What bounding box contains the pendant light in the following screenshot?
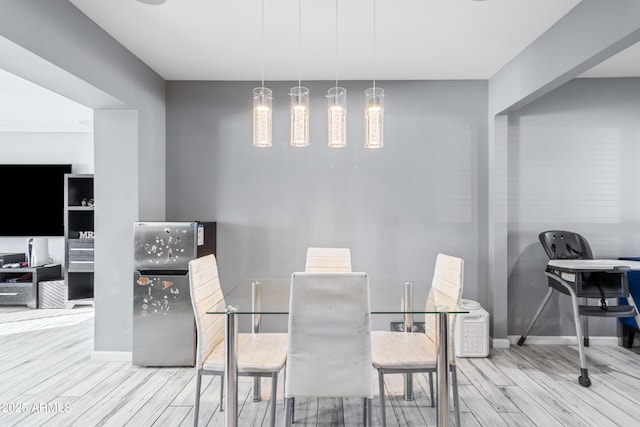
[364,0,384,149]
[290,0,310,147]
[327,0,346,148]
[253,0,272,148]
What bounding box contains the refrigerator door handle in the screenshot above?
[137,270,189,276]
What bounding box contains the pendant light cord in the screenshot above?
[335,0,338,89]
[297,0,301,87]
[261,0,265,88]
[372,0,376,90]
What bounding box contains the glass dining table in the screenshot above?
[208,278,468,427]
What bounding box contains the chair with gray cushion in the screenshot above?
[188,254,288,427]
[284,271,373,426]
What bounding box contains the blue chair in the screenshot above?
[619,257,640,348]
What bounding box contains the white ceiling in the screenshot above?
[3,0,640,132]
[68,0,584,81]
[0,68,93,133]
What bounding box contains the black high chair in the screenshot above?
[517,230,638,387]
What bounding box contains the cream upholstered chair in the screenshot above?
[188,254,288,427]
[284,272,373,426]
[371,253,464,427]
[304,247,352,272]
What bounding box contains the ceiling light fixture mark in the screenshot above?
[136,0,167,5]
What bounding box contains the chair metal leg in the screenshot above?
[253,376,262,402]
[545,272,591,387]
[403,373,414,401]
[269,373,277,427]
[362,398,366,426]
[363,397,372,427]
[518,287,554,346]
[284,397,293,427]
[625,292,640,337]
[568,288,591,386]
[583,297,590,347]
[378,370,387,427]
[219,374,224,411]
[622,323,636,348]
[451,366,460,427]
[194,370,203,427]
[428,371,435,407]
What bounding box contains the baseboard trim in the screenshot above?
[91,351,132,362]
[491,338,510,349]
[506,335,621,346]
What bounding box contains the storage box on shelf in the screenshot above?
[39,279,67,309]
[39,278,91,309]
[64,174,94,302]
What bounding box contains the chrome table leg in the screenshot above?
[224,306,239,427]
[436,312,449,427]
[403,281,414,401]
[252,281,262,401]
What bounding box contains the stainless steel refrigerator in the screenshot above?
[132,221,216,366]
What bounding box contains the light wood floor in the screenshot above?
[1,306,640,426]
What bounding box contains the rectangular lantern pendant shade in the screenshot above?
[290,85,310,147]
[327,86,347,148]
[364,87,383,149]
[253,87,272,147]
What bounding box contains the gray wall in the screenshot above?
[487,0,640,343]
[2,0,640,351]
[507,77,640,337]
[0,0,166,353]
[166,80,488,328]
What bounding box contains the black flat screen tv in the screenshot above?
[0,164,72,237]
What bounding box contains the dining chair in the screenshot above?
[304,247,352,272]
[284,272,373,426]
[371,253,464,427]
[188,254,288,427]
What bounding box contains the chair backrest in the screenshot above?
[424,253,464,359]
[304,247,352,273]
[188,254,226,369]
[539,230,593,260]
[285,272,373,399]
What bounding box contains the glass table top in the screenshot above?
[207,276,464,427]
[207,278,468,315]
